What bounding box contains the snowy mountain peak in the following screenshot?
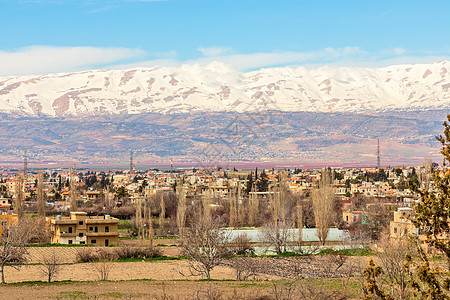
[0,61,449,116]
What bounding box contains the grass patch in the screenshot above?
[5,280,79,286]
[113,255,181,263]
[99,292,125,298]
[233,282,271,288]
[261,251,305,258]
[27,243,94,247]
[57,291,88,299]
[317,247,373,256]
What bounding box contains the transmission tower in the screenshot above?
[130,150,133,174]
[377,138,381,169]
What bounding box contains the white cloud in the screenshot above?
[1,45,449,77]
[190,47,366,70]
[197,46,232,57]
[393,47,406,55]
[0,46,146,76]
[188,46,450,70]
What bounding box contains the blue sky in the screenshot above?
[1,0,450,76]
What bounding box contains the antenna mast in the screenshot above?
[377,138,381,169]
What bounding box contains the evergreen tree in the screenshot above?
[256,171,269,192]
[245,172,253,195]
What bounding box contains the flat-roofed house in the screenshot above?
[48,212,119,246]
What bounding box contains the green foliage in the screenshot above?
[406,115,450,298]
[411,116,450,264]
[318,247,374,256]
[363,259,393,300]
[256,171,269,192]
[334,171,344,180]
[26,243,94,247]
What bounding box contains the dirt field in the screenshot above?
[2,260,278,283]
[0,280,292,299]
[0,245,368,299]
[26,245,181,264]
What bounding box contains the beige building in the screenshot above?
[48,212,119,246]
[390,207,417,239]
[0,212,18,236]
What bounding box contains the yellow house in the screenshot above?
[390,207,417,239]
[0,212,18,236]
[47,212,119,246]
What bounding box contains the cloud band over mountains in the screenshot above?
[1,45,450,77]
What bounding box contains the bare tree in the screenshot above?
[420,156,433,191]
[0,222,29,283]
[37,170,46,218]
[229,186,237,228]
[296,204,303,251]
[249,183,258,227]
[237,184,246,227]
[312,168,336,245]
[69,167,77,211]
[232,233,254,255]
[230,256,259,281]
[40,250,61,282]
[148,204,154,247]
[93,252,113,281]
[136,198,144,242]
[376,235,411,300]
[203,187,212,224]
[159,192,165,235]
[259,220,294,255]
[180,215,230,279]
[176,177,186,236]
[269,280,347,300]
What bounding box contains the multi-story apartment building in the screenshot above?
[47,212,119,246]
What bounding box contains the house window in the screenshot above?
[105,239,109,247]
[78,221,84,225]
[68,240,73,244]
[404,228,408,235]
[394,227,397,233]
[89,226,93,231]
[105,226,109,233]
[94,226,98,233]
[80,241,85,244]
[79,232,83,237]
[68,227,73,233]
[91,239,96,244]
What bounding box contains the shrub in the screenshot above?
[76,248,97,262]
[114,246,161,260]
[232,233,255,255]
[75,246,161,262]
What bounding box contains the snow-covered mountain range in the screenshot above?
[0,61,449,117]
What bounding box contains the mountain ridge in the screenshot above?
[0,61,449,117]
